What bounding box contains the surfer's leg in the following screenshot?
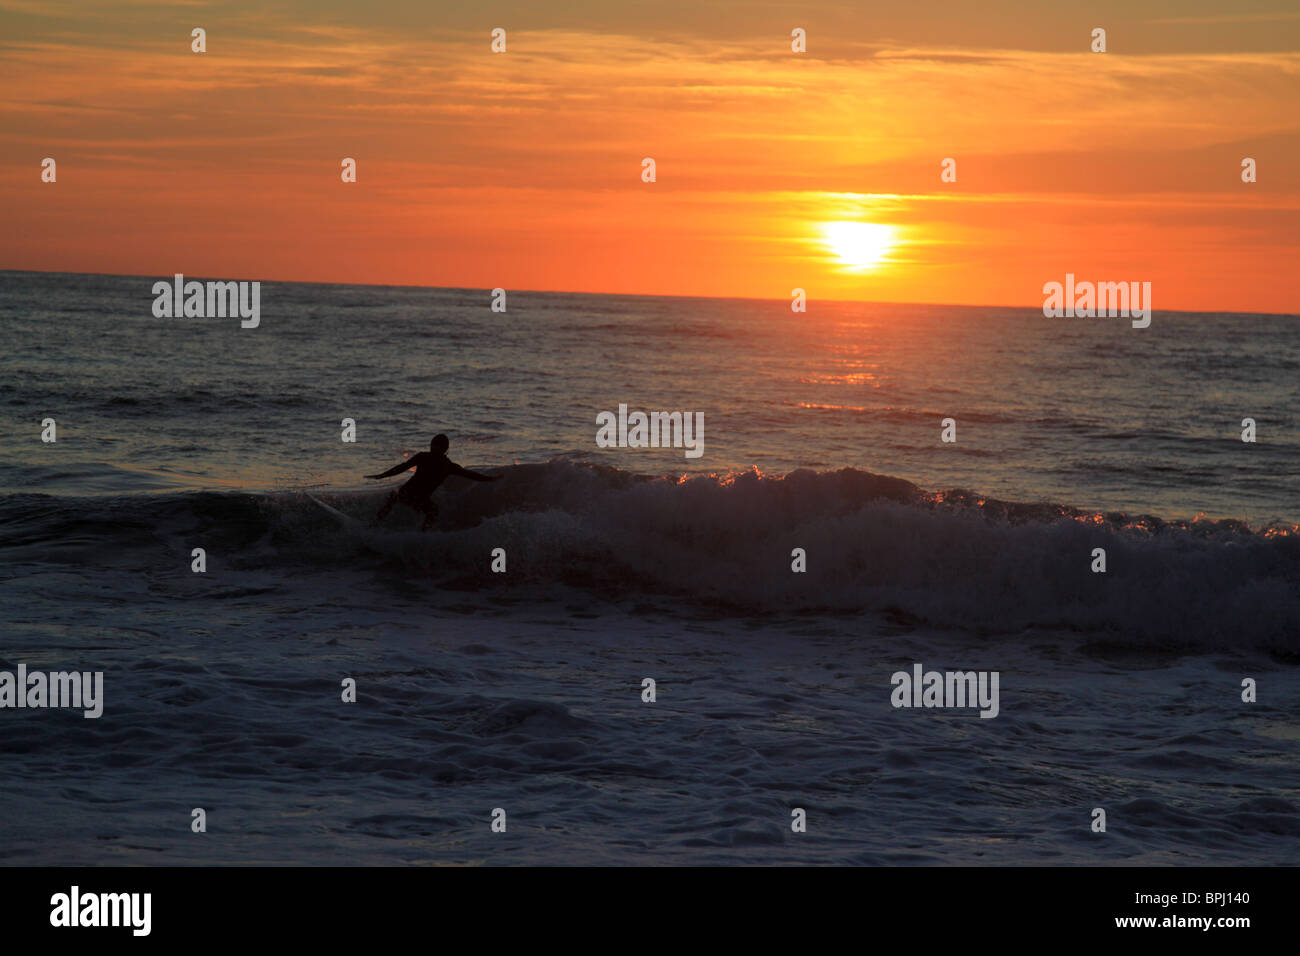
[418,499,439,532]
[376,489,399,521]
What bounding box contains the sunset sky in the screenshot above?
[2,0,1297,312]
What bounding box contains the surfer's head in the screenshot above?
[430,434,450,453]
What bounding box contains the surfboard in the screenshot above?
[305,493,421,558]
[306,493,364,529]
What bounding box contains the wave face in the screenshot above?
[4,462,1297,652]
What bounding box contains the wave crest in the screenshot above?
[4,462,1297,651]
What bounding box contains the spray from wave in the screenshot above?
[3,462,1297,652]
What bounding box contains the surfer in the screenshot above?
[365,434,500,530]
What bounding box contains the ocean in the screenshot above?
[1,269,1297,865]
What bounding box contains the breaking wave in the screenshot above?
[3,461,1297,651]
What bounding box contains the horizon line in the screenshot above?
[1,267,1294,319]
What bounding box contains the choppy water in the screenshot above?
[2,270,1297,523]
[1,270,1297,865]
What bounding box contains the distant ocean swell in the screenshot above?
[3,462,1297,653]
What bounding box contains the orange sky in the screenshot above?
[2,1,1298,311]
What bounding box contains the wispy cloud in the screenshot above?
[1,4,1296,310]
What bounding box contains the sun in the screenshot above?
[822,221,897,271]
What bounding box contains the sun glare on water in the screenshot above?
[822,221,897,271]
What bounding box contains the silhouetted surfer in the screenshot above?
[366,434,499,530]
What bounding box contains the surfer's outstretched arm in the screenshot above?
[450,462,500,482]
[366,455,420,480]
